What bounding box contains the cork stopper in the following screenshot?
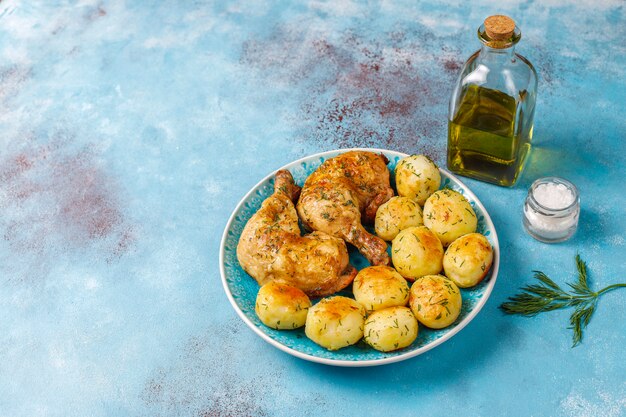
[484,15,515,40]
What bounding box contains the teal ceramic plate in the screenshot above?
[220,148,499,367]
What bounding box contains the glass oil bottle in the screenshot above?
[447,15,538,187]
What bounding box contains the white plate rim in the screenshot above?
[220,148,500,367]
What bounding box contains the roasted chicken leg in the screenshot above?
[237,170,357,297]
[296,151,394,266]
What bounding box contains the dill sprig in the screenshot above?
[500,255,626,347]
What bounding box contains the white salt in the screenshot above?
[523,178,580,242]
[533,182,575,209]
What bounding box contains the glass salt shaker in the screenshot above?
[523,177,580,243]
[447,15,538,187]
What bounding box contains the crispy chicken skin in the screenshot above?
[237,170,357,297]
[296,151,394,266]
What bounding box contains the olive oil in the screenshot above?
[447,85,532,187]
[446,15,537,187]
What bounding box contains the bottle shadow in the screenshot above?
[570,207,600,245]
[515,144,583,190]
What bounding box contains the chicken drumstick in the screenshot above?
[296,151,394,266]
[237,169,357,297]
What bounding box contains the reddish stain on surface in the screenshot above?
[108,228,135,263]
[442,57,462,73]
[85,5,107,22]
[56,151,123,241]
[0,140,134,276]
[0,153,35,183]
[241,26,462,159]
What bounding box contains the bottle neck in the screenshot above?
[478,44,516,61]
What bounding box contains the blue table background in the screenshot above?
[1,1,624,416]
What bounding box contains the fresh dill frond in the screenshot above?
[500,255,626,347]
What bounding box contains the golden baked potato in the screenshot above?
[305,296,365,350]
[443,233,493,288]
[395,155,441,206]
[255,282,312,329]
[423,189,477,246]
[363,306,418,352]
[352,265,410,312]
[391,226,444,280]
[409,274,462,329]
[374,196,424,241]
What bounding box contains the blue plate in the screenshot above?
[220,148,500,367]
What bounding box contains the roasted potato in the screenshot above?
[409,274,462,329]
[443,233,493,288]
[352,265,410,312]
[395,155,441,206]
[363,306,418,352]
[255,282,312,329]
[305,296,365,350]
[422,189,477,246]
[374,196,424,241]
[391,226,444,280]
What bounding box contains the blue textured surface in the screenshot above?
[1,1,624,416]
